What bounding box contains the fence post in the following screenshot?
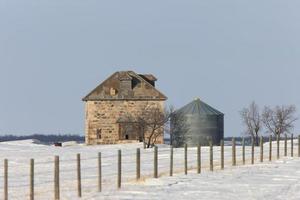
[4,159,8,200]
[242,138,245,165]
[136,148,140,180]
[232,138,236,166]
[221,140,224,169]
[197,145,201,173]
[170,146,173,176]
[277,135,280,159]
[30,159,34,200]
[269,135,272,161]
[98,152,102,192]
[260,136,263,162]
[298,135,300,157]
[209,140,213,171]
[117,150,121,189]
[77,154,82,197]
[184,144,188,175]
[54,156,60,200]
[154,146,158,178]
[284,134,287,156]
[291,134,294,157]
[251,137,254,164]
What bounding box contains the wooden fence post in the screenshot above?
[260,136,263,162]
[77,154,82,197]
[284,134,287,156]
[184,144,188,175]
[170,146,173,176]
[269,135,272,161]
[54,156,60,200]
[117,150,122,189]
[154,146,158,178]
[291,134,294,157]
[98,152,102,192]
[136,148,140,180]
[4,159,8,200]
[251,137,254,164]
[277,135,280,159]
[242,138,245,165]
[221,140,224,169]
[232,138,236,166]
[209,140,213,171]
[30,159,34,200]
[298,135,300,157]
[197,145,201,173]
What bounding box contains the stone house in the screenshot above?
[82,71,167,145]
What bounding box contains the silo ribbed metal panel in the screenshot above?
[175,98,224,147]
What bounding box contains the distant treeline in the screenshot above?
[224,137,250,141]
[0,135,274,146]
[0,134,85,144]
[224,136,280,145]
[166,136,263,146]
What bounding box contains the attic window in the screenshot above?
[110,88,117,96]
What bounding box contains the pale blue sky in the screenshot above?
[1,0,300,136]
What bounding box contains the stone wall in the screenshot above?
[85,100,164,145]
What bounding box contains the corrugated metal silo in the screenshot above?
[173,98,224,147]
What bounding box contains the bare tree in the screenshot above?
[139,105,189,148]
[240,101,262,146]
[120,103,188,148]
[140,104,167,148]
[262,105,298,137]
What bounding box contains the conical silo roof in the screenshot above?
[177,98,223,115]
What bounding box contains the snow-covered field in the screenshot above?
[0,139,299,200]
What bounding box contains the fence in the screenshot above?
[1,135,300,200]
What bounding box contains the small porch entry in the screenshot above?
[118,122,143,142]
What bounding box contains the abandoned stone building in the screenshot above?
[82,71,167,145]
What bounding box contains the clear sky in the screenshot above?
[1,0,300,136]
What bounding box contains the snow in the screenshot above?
[0,139,45,146]
[62,141,79,147]
[0,139,299,200]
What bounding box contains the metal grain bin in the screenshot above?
[172,98,224,147]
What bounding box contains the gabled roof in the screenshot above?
[177,98,223,115]
[82,71,167,101]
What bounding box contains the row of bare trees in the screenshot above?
[121,101,297,148]
[240,101,298,145]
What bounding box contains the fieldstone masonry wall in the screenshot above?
[85,100,164,145]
